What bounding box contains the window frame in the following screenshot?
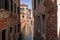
[22,15,24,18]
[10,27,12,33]
[5,0,9,10]
[10,0,13,12]
[14,3,16,13]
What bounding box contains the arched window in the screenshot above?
[22,15,24,18]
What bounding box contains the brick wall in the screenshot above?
[46,6,57,40]
[32,0,58,40]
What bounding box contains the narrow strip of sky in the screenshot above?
[20,0,32,10]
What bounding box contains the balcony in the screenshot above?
[0,9,10,19]
[0,9,19,29]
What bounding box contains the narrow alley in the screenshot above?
[0,0,60,40]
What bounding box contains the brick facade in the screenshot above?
[0,0,20,40]
[46,6,57,40]
[32,0,58,40]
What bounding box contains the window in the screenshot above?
[2,30,6,40]
[20,8,24,10]
[15,24,20,33]
[5,0,9,10]
[22,15,24,18]
[26,8,28,10]
[10,0,13,12]
[20,8,22,10]
[38,0,40,4]
[18,24,20,32]
[14,3,16,13]
[23,8,24,10]
[22,26,25,32]
[34,0,36,9]
[2,0,5,9]
[10,27,12,33]
[0,0,1,9]
[15,26,16,33]
[31,20,33,25]
[18,7,20,14]
[0,0,9,10]
[2,0,5,8]
[41,14,45,34]
[42,15,45,21]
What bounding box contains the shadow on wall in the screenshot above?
[34,0,58,40]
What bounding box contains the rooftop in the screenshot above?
[20,4,28,7]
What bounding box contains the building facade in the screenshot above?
[0,0,20,40]
[20,4,34,40]
[20,4,28,37]
[27,10,34,40]
[32,0,58,40]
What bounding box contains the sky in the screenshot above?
[20,0,32,10]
